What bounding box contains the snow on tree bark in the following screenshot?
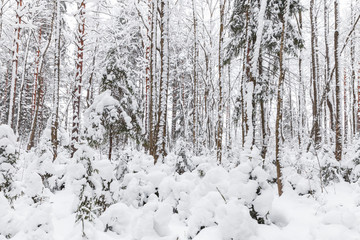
[8,0,23,129]
[334,0,342,161]
[71,0,86,157]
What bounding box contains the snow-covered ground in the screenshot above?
[2,139,360,240]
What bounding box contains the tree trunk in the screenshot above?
[192,0,197,153]
[350,3,356,136]
[144,0,152,147]
[163,0,170,156]
[310,0,320,149]
[8,0,23,129]
[344,68,348,144]
[0,0,4,41]
[171,75,177,148]
[28,4,55,150]
[275,0,289,196]
[297,9,304,147]
[216,0,225,163]
[154,0,167,163]
[15,31,31,137]
[149,0,156,157]
[51,0,61,160]
[334,0,342,161]
[108,128,113,160]
[71,0,86,157]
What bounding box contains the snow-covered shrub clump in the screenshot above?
[101,55,143,147]
[84,90,119,148]
[69,145,118,236]
[110,152,260,239]
[0,124,18,201]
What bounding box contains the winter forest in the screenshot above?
[0,0,360,239]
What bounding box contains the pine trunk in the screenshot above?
[275,1,289,196]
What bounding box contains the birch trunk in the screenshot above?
[51,0,61,160]
[8,0,23,129]
[334,0,342,161]
[71,0,86,157]
[216,0,225,163]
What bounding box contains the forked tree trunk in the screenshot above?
[28,6,55,150]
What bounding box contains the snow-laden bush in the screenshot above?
[173,138,194,174]
[70,145,119,236]
[84,90,119,149]
[0,124,19,201]
[101,56,143,147]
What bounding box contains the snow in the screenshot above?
[1,136,360,240]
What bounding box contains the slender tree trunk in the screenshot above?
[15,31,31,137]
[241,3,250,148]
[144,0,152,147]
[28,6,56,150]
[171,76,177,148]
[334,0,342,161]
[8,0,23,129]
[344,68,348,144]
[275,0,289,196]
[297,9,304,147]
[350,3,356,136]
[71,0,86,157]
[226,62,231,150]
[323,0,331,143]
[86,4,101,109]
[149,0,156,157]
[192,0,197,153]
[51,0,61,160]
[241,70,245,147]
[108,128,112,160]
[216,0,225,163]
[0,0,5,41]
[310,0,320,149]
[86,45,97,108]
[154,0,167,163]
[259,54,268,162]
[164,0,170,154]
[32,27,42,113]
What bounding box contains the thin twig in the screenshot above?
[216,186,227,204]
